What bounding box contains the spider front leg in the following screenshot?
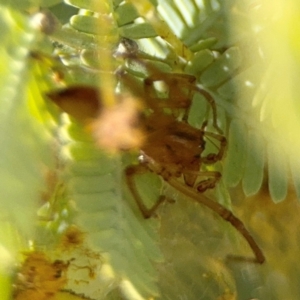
[194,171,222,192]
[192,86,222,133]
[190,126,226,192]
[125,165,167,218]
[202,130,227,164]
[182,166,221,192]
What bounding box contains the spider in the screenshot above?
[124,71,265,264]
[125,71,226,212]
[46,59,265,264]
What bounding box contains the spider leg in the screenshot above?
[195,171,221,192]
[202,131,227,163]
[125,165,167,218]
[183,170,221,192]
[192,86,223,134]
[166,177,265,264]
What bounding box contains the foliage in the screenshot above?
[1,0,300,300]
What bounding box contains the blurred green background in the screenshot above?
[1,1,300,299]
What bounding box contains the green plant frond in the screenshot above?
[242,130,265,197]
[153,0,298,204]
[29,1,166,298]
[0,6,63,299]
[223,120,247,187]
[0,6,56,247]
[157,0,230,50]
[56,120,162,299]
[224,2,300,202]
[6,1,300,299]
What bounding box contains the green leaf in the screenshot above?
[0,6,58,299]
[242,130,265,197]
[119,23,157,39]
[200,47,242,88]
[223,120,248,187]
[115,2,139,26]
[62,124,162,299]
